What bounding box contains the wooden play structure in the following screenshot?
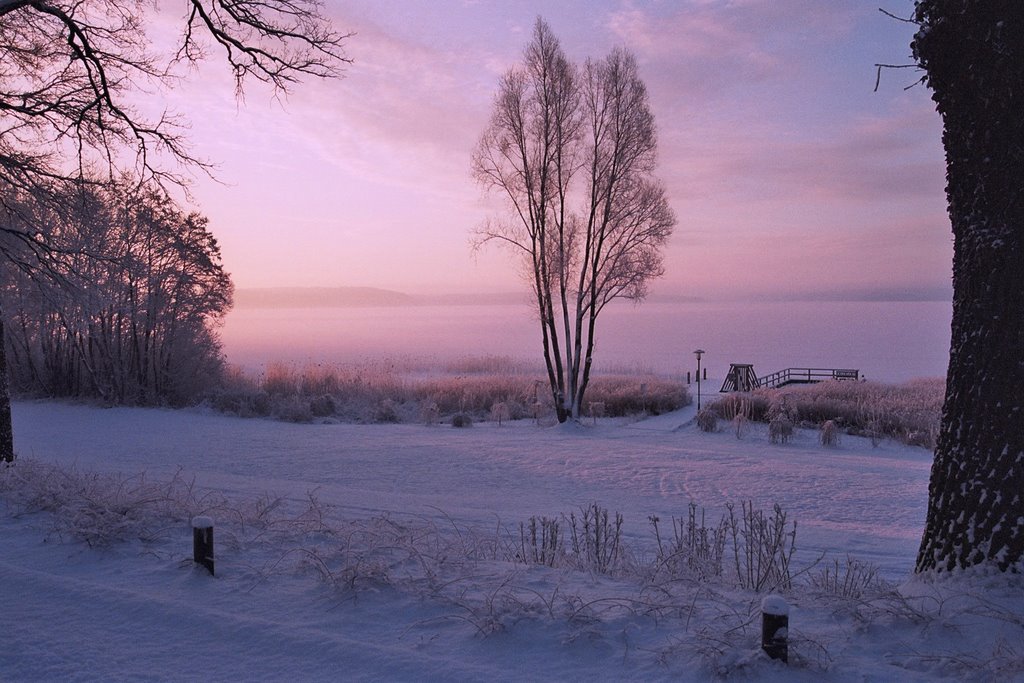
[720,364,859,392]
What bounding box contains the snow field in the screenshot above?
[3,401,1023,681]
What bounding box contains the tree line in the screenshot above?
[0,178,232,406]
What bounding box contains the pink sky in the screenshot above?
[159,0,949,300]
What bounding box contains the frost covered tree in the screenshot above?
[912,2,1024,571]
[0,0,349,461]
[473,18,675,422]
[1,178,232,405]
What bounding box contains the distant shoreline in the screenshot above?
[233,286,950,309]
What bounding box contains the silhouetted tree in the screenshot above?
[912,2,1024,571]
[2,179,232,405]
[473,18,675,422]
[0,0,349,460]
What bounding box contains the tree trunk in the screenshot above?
[0,300,15,462]
[914,1,1024,572]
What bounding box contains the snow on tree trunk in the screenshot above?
[0,305,13,462]
[913,1,1024,572]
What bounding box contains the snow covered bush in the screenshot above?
[712,393,769,422]
[262,362,300,396]
[372,399,402,424]
[768,416,794,444]
[209,358,687,424]
[696,408,718,433]
[726,501,797,592]
[419,401,440,426]
[732,413,749,439]
[518,516,561,567]
[276,396,313,423]
[568,503,624,574]
[450,413,473,428]
[649,504,727,581]
[489,401,511,425]
[0,461,226,547]
[820,419,840,447]
[309,394,336,418]
[584,375,690,416]
[708,379,942,448]
[808,555,884,599]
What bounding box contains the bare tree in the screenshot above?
[473,18,674,422]
[910,3,1024,572]
[0,0,349,460]
[2,178,233,405]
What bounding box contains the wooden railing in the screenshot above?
[757,368,860,389]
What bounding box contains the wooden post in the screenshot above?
[761,595,789,663]
[192,516,215,576]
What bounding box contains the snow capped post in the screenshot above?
[192,516,215,576]
[761,594,789,663]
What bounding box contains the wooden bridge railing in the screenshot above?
[757,367,860,389]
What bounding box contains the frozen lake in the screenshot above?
[222,299,952,383]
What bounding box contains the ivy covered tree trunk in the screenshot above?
[914,2,1024,572]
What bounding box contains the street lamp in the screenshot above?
[693,349,705,412]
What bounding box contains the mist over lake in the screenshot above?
[222,299,952,384]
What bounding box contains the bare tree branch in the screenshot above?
[0,0,350,459]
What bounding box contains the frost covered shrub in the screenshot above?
[568,503,624,574]
[443,355,537,375]
[309,395,336,418]
[783,379,941,446]
[696,408,718,433]
[0,461,214,547]
[732,413,749,439]
[518,516,561,567]
[768,416,794,444]
[251,392,272,417]
[276,396,313,423]
[210,391,246,415]
[584,375,689,416]
[709,379,942,448]
[766,398,795,423]
[262,362,300,396]
[209,390,273,418]
[372,399,401,424]
[649,504,727,581]
[450,413,473,428]
[489,401,511,425]
[212,358,687,425]
[820,419,840,447]
[419,401,440,426]
[299,365,342,396]
[808,555,884,599]
[417,375,534,417]
[726,501,797,592]
[711,392,770,422]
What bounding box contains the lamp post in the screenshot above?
[693,349,705,412]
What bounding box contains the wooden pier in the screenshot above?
[720,364,859,392]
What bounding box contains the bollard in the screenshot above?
[687,371,691,384]
[761,594,789,663]
[703,367,707,381]
[192,516,215,576]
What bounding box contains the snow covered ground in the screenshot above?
[3,401,1023,681]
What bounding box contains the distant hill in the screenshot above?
[234,287,415,308]
[232,287,706,309]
